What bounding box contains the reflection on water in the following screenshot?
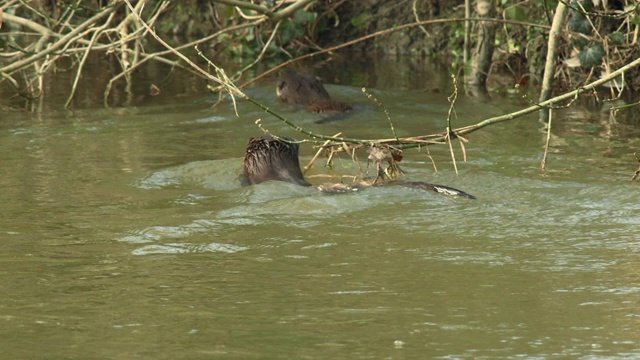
[2,57,640,358]
[131,242,248,256]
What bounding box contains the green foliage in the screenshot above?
[563,0,638,75]
[578,43,604,67]
[570,36,589,50]
[312,16,329,38]
[567,0,599,37]
[607,32,625,45]
[504,5,527,21]
[351,13,372,30]
[491,0,640,90]
[207,3,331,62]
[279,9,314,45]
[568,11,592,34]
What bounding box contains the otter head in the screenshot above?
[239,135,310,187]
[276,71,331,105]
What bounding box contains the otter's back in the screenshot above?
[276,72,331,105]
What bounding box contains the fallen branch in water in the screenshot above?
[257,55,640,147]
[120,3,640,179]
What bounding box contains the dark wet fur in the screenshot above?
[276,71,352,116]
[276,72,330,105]
[306,99,353,113]
[239,135,310,187]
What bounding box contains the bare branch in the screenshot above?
[538,1,567,121]
[0,6,117,74]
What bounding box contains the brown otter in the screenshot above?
[276,71,353,114]
[239,136,476,199]
[239,135,310,187]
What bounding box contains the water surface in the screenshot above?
[1,57,640,359]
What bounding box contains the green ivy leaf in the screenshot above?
[578,43,604,67]
[568,11,592,35]
[607,32,625,45]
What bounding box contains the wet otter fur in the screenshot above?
[239,136,475,199]
[239,135,310,187]
[276,72,330,105]
[276,71,353,114]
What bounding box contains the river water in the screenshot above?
[1,55,640,359]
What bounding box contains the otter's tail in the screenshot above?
[388,181,476,199]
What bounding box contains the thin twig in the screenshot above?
[65,10,117,109]
[362,87,399,141]
[232,20,283,81]
[541,108,553,171]
[103,20,259,102]
[211,0,273,17]
[458,136,468,162]
[304,133,342,174]
[122,0,245,100]
[425,145,439,172]
[412,0,430,37]
[0,6,117,74]
[445,75,459,175]
[399,54,640,148]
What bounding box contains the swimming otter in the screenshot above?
[239,136,475,199]
[276,71,353,114]
[277,72,330,105]
[239,135,310,187]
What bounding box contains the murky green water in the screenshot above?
[2,58,640,359]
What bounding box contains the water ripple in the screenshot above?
[131,242,248,256]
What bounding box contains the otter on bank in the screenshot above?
[276,71,353,114]
[239,135,476,199]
